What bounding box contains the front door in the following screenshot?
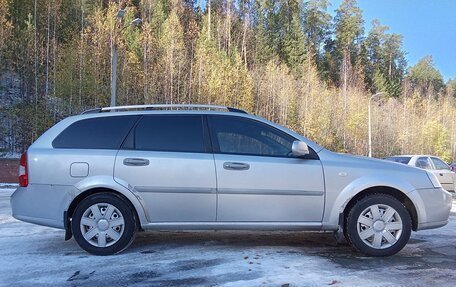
[114,114,216,222]
[208,115,325,222]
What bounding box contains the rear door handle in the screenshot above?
[223,162,250,171]
[123,158,150,166]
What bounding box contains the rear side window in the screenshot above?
[385,156,411,164]
[415,157,432,170]
[53,116,138,149]
[132,115,205,153]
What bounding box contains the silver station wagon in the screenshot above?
[11,104,452,256]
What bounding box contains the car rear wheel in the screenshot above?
[345,194,411,256]
[71,193,137,255]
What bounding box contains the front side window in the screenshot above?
[53,116,138,149]
[209,116,295,157]
[430,157,450,170]
[132,115,205,153]
[415,157,432,170]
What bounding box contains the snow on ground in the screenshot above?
[0,190,455,287]
[0,186,19,192]
[0,152,21,159]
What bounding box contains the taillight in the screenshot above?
[19,152,28,187]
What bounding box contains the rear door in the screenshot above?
[430,157,455,191]
[114,114,217,222]
[208,115,325,222]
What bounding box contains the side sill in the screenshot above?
[321,223,339,231]
[140,222,323,231]
[417,220,448,231]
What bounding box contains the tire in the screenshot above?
[345,194,411,257]
[71,193,137,255]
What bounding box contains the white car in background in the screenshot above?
[385,155,456,192]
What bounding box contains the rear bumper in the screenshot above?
[10,184,76,229]
[409,187,452,231]
[11,213,64,229]
[441,183,455,193]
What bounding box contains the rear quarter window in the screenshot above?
[52,116,138,149]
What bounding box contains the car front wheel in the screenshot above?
[71,193,137,255]
[345,194,412,256]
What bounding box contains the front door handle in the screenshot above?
[223,162,250,171]
[123,158,150,166]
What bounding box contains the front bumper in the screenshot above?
[408,187,452,231]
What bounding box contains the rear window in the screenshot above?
[132,115,205,153]
[53,116,138,149]
[385,156,411,164]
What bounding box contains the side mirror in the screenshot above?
[292,141,309,157]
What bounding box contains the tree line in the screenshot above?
[0,0,455,161]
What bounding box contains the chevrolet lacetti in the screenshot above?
[10,104,452,256]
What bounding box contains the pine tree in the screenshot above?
[409,56,444,95]
[333,0,364,149]
[334,0,364,85]
[0,0,12,70]
[302,0,331,66]
[281,9,306,76]
[253,0,277,66]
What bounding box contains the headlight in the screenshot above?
[426,171,442,188]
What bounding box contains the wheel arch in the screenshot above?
[67,187,141,227]
[64,178,149,239]
[341,186,419,231]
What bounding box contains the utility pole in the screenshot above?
[110,9,141,107]
[110,39,118,107]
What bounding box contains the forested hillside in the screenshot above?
[0,0,455,161]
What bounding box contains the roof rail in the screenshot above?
[81,108,102,114]
[81,104,247,114]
